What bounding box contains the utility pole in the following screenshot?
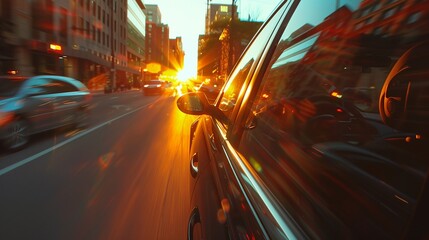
[228,0,237,74]
[106,0,116,93]
[205,0,211,34]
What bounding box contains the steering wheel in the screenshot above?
[379,67,410,129]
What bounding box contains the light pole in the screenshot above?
[105,0,115,93]
[228,0,238,74]
[205,0,212,34]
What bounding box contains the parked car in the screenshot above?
[177,0,429,239]
[142,79,166,95]
[0,75,91,151]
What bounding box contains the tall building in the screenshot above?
[169,37,185,72]
[198,2,261,82]
[145,4,162,24]
[198,3,236,82]
[145,4,170,76]
[127,0,147,87]
[0,0,142,90]
[206,3,238,34]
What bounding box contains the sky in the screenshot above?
[144,0,281,79]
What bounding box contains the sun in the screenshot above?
[177,68,196,82]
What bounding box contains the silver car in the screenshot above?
[0,75,91,151]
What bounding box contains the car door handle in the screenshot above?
[187,207,200,240]
[190,153,198,178]
[209,134,217,151]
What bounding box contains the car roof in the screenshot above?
[30,75,77,82]
[147,79,163,83]
[28,75,88,90]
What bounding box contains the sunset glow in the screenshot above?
[144,0,279,83]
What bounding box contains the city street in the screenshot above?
[0,89,196,239]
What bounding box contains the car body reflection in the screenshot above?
[0,75,91,151]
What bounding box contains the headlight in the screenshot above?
[143,84,149,88]
[156,84,162,87]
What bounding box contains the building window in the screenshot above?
[86,21,90,36]
[86,0,90,11]
[373,26,383,35]
[92,26,96,40]
[406,12,422,24]
[355,21,364,30]
[373,1,381,11]
[381,7,396,19]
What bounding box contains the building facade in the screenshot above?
[169,37,184,72]
[145,4,171,78]
[0,0,142,90]
[198,3,236,83]
[145,4,161,24]
[198,2,263,83]
[127,0,147,87]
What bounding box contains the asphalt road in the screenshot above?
[0,89,196,239]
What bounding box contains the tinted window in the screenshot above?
[239,0,429,238]
[47,79,79,93]
[218,2,290,127]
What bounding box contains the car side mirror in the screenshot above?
[177,92,229,124]
[177,92,209,115]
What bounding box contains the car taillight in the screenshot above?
[0,111,14,126]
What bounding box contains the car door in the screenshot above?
[187,2,297,239]
[47,78,82,127]
[22,77,57,133]
[234,0,429,239]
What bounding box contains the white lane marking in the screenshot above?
[0,102,152,177]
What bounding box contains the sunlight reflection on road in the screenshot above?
[90,96,196,239]
[98,152,114,170]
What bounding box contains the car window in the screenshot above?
[25,77,52,95]
[217,1,291,127]
[238,0,429,238]
[47,79,79,93]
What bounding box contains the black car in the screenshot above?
[142,79,167,95]
[177,0,429,239]
[0,75,91,151]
